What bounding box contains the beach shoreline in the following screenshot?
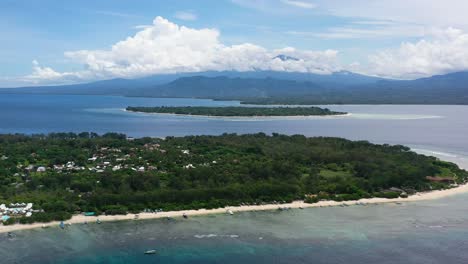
[123,108,352,119]
[2,182,468,234]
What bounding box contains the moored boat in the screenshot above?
[144,249,157,255]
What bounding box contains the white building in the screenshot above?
[183,164,196,169]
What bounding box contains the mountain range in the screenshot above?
[1,70,468,104]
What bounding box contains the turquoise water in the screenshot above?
[1,94,468,263]
[3,194,468,263]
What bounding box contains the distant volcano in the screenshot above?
[273,54,300,61]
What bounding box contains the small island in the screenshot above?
[0,133,466,227]
[125,106,347,116]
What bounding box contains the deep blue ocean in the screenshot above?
[1,94,468,263]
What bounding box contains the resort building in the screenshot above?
[0,203,34,221]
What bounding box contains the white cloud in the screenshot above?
[289,24,428,39]
[25,16,340,84]
[24,15,468,84]
[231,0,468,29]
[174,11,198,21]
[230,0,316,14]
[281,0,316,9]
[25,61,69,83]
[364,28,468,79]
[232,0,468,40]
[23,60,91,84]
[317,0,468,29]
[134,25,151,29]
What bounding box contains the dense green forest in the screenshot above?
[126,106,345,116]
[0,133,466,224]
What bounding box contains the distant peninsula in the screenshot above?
[125,106,347,116]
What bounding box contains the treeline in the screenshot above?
[126,106,345,116]
[0,133,466,224]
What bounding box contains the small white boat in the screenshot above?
[144,249,157,255]
[227,209,234,215]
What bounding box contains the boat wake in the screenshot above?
[194,234,239,239]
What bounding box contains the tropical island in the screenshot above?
[0,132,466,227]
[125,106,346,116]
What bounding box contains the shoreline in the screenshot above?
[123,109,352,119]
[2,182,468,234]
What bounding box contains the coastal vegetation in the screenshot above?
[0,133,466,225]
[126,106,346,116]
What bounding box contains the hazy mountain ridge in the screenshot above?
[1,71,468,104]
[0,70,382,94]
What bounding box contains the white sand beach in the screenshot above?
[123,108,352,120]
[2,181,468,234]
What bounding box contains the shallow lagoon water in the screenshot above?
[1,94,468,263]
[3,194,468,263]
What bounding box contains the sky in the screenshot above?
[2,0,468,87]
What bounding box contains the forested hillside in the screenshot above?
[1,133,466,224]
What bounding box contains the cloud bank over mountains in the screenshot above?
[367,28,468,79]
[26,17,339,84]
[25,16,468,84]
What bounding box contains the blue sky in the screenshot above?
[2,0,468,86]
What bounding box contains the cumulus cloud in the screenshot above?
[26,16,468,83]
[365,28,468,79]
[26,16,340,84]
[24,60,81,84]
